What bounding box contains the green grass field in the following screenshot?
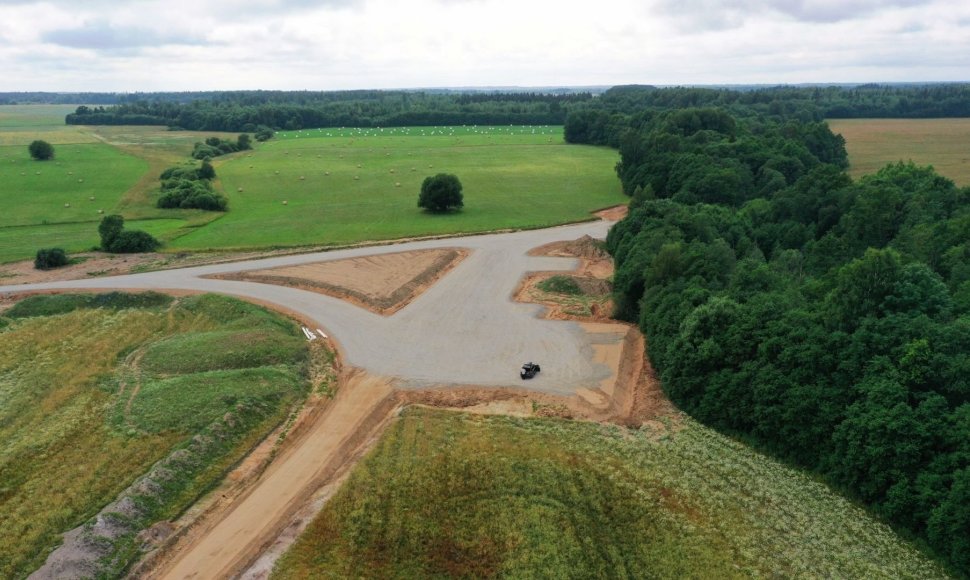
[0,293,310,578]
[274,407,948,579]
[829,118,970,185]
[0,143,147,227]
[0,107,622,262]
[172,126,623,251]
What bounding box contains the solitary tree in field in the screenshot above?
[28,140,54,161]
[418,173,464,213]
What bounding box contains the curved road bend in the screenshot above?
[0,219,616,395]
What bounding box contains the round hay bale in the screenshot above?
[389,169,395,173]
[395,182,401,187]
[98,209,104,214]
[89,196,95,201]
[354,175,360,180]
[299,176,305,180]
[78,178,83,183]
[35,171,41,175]
[237,187,243,192]
[275,170,280,174]
[325,171,330,176]
[356,163,362,168]
[282,200,288,205]
[64,203,70,207]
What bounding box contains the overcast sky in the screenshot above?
[1,0,967,91]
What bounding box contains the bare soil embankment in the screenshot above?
[211,248,468,315]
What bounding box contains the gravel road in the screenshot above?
[0,220,615,395]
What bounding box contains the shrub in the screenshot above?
[98,214,125,249]
[34,247,69,270]
[538,275,583,295]
[107,230,161,253]
[28,140,54,160]
[418,173,464,213]
[255,127,274,141]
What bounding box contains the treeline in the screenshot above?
[596,110,970,574]
[64,91,590,131]
[566,84,970,147]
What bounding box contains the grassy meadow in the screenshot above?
[172,125,624,250]
[273,407,948,579]
[0,293,310,578]
[829,118,970,185]
[0,107,622,262]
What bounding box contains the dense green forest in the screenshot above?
[583,104,970,575]
[63,91,588,130]
[55,84,970,132]
[566,84,970,147]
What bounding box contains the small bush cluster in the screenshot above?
[157,160,227,211]
[191,134,252,160]
[255,127,274,141]
[98,214,161,253]
[34,247,69,270]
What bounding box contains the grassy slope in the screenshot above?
[274,407,948,579]
[170,126,624,250]
[0,293,309,578]
[829,118,970,185]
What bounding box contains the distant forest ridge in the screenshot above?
[0,83,963,132]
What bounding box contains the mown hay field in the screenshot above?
[274,407,949,579]
[0,107,622,262]
[829,118,970,185]
[0,293,310,578]
[171,126,624,251]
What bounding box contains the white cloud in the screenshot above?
[0,0,966,90]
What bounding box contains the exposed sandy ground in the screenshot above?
[212,248,468,315]
[143,369,399,580]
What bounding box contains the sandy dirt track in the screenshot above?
[148,371,397,580]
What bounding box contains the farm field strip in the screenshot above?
[175,130,622,250]
[829,118,970,185]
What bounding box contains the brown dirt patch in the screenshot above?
[595,204,629,222]
[210,248,468,315]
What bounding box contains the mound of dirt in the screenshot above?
[572,275,612,296]
[529,235,610,260]
[213,248,468,315]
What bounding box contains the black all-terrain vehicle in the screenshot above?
[520,362,540,379]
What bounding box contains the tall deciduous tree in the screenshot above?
[418,173,463,213]
[28,140,54,161]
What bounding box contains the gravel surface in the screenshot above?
[0,220,615,395]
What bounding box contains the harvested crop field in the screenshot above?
[828,118,970,185]
[215,248,468,315]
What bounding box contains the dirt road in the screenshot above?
[149,372,397,580]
